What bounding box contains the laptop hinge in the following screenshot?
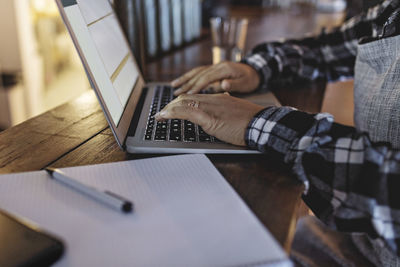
[123,87,148,149]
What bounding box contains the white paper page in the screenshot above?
[0,154,289,267]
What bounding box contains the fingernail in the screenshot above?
[221,80,230,90]
[174,89,181,96]
[155,111,166,119]
[171,79,179,87]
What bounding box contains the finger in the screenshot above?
[170,93,228,106]
[155,95,220,123]
[177,67,214,95]
[171,66,208,89]
[165,95,212,110]
[221,78,247,92]
[202,81,224,93]
[171,66,207,87]
[155,104,210,128]
[186,64,234,94]
[159,94,233,121]
[181,62,230,95]
[221,79,231,91]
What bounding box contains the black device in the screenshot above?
[0,209,64,267]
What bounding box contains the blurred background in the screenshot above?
[0,0,374,131]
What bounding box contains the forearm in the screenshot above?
[241,3,389,90]
[246,106,400,255]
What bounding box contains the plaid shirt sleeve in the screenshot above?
[241,0,397,91]
[246,106,400,256]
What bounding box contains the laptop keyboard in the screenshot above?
[144,86,223,143]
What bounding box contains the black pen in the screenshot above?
[45,167,133,213]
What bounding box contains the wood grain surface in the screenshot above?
[0,91,108,174]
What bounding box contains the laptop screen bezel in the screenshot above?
[55,0,145,149]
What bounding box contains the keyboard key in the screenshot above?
[169,134,182,141]
[170,128,181,135]
[154,135,167,141]
[184,128,195,133]
[199,135,212,142]
[184,136,196,142]
[184,130,196,137]
[145,134,152,140]
[155,129,167,134]
[184,130,196,136]
[184,121,195,131]
[156,124,167,131]
[171,121,181,129]
[183,120,196,142]
[198,126,212,142]
[198,127,207,135]
[184,120,194,126]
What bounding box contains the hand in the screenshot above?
[155,93,265,146]
[171,62,261,96]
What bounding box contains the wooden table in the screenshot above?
[0,5,346,252]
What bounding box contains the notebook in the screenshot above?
[0,154,291,266]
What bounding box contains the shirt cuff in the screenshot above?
[246,106,292,153]
[241,53,273,92]
[245,106,319,158]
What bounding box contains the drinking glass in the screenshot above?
[210,17,249,64]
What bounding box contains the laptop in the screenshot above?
[55,0,280,154]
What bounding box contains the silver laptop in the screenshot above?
[55,0,279,154]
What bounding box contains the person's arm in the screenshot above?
[242,1,391,91]
[246,106,400,255]
[172,1,389,95]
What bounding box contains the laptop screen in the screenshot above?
[60,0,140,125]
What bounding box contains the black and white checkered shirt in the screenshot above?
[242,0,400,256]
[242,0,400,90]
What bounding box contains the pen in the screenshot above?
[45,167,133,213]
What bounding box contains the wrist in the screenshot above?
[241,54,271,92]
[241,63,261,91]
[245,106,279,149]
